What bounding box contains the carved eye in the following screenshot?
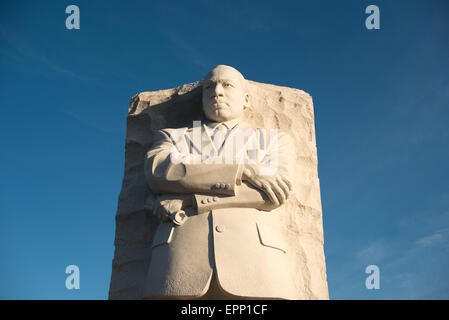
[223,82,233,88]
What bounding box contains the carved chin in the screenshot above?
[205,108,228,120]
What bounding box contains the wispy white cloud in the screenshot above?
[415,228,449,248]
[356,240,387,264]
[337,209,449,299]
[166,32,212,71]
[58,107,116,134]
[0,24,94,83]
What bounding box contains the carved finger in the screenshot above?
[262,181,280,206]
[269,179,286,205]
[276,176,291,199]
[280,174,292,191]
[247,176,263,190]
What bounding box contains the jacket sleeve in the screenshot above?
[193,131,296,213]
[144,129,243,195]
[257,130,296,179]
[193,182,279,214]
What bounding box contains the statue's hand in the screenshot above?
[242,164,292,207]
[153,194,192,222]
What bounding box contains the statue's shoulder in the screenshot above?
[157,127,189,137]
[238,123,290,136]
[148,127,189,145]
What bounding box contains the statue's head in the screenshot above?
[202,65,250,122]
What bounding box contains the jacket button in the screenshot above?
[207,197,213,203]
[213,197,218,202]
[215,225,225,233]
[220,183,226,189]
[225,184,231,189]
[201,199,207,204]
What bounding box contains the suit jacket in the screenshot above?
[142,120,298,299]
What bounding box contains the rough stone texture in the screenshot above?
[108,80,329,300]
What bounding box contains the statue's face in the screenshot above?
[202,66,249,122]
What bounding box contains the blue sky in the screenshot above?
[1,0,448,299]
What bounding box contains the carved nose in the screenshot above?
[212,91,223,98]
[213,84,224,97]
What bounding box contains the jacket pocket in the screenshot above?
[151,223,174,248]
[256,221,287,253]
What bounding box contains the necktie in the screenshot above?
[212,123,228,150]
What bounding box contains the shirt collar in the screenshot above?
[205,118,241,131]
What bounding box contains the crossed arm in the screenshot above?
[144,128,295,219]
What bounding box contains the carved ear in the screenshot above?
[243,92,250,108]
